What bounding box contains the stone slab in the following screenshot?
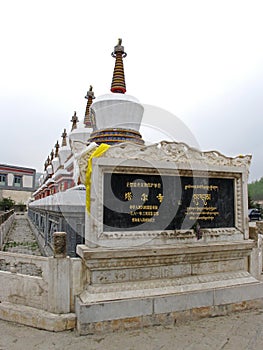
[76,299,263,335]
[154,289,214,313]
[80,272,258,303]
[214,281,263,305]
[76,279,263,333]
[76,296,153,323]
[77,241,256,260]
[0,302,76,332]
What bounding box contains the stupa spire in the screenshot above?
[84,85,95,127]
[54,140,60,157]
[50,149,54,162]
[111,38,127,93]
[71,111,79,131]
[44,159,48,171]
[61,129,67,147]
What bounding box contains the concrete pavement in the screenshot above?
[1,308,263,349]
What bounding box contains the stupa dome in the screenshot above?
[69,121,91,145]
[91,93,144,131]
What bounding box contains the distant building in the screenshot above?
[0,164,36,204]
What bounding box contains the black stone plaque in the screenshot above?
[103,173,235,231]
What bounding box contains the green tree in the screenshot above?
[0,197,15,211]
[248,193,256,208]
[248,177,263,201]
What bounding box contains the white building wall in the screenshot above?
[2,190,33,204]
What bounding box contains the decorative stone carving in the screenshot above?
[53,232,67,258]
[86,271,251,296]
[101,141,252,170]
[77,143,98,185]
[78,141,251,185]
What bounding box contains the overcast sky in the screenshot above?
[1,0,263,181]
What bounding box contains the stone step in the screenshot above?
[0,301,76,332]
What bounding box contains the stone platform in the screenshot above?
[75,240,263,334]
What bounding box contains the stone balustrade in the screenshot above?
[0,209,14,225]
[0,210,15,250]
[0,236,84,331]
[28,206,85,257]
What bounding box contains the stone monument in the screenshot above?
[75,40,263,334]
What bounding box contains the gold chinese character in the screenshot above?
[124,192,133,201]
[156,193,164,203]
[141,193,148,202]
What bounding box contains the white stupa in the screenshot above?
[88,39,144,145]
[69,87,95,147]
[51,140,60,173]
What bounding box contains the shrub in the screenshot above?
[0,197,15,211]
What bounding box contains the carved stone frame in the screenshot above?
[85,142,250,248]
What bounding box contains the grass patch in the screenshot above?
[3,241,39,251]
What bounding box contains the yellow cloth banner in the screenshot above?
[86,143,110,213]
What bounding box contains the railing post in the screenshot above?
[256,222,263,274]
[48,232,70,314]
[53,231,67,258]
[0,210,15,250]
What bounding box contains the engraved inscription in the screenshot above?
[103,173,235,231]
[92,264,191,284]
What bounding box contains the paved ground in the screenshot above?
[1,309,263,350]
[2,213,42,255]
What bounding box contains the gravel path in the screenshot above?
[3,213,42,255]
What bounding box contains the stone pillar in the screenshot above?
[256,221,263,235]
[256,222,263,274]
[249,222,263,278]
[48,232,70,314]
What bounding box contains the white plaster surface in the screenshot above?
[1,189,33,204]
[7,173,13,186]
[91,93,144,131]
[59,145,72,165]
[23,175,33,188]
